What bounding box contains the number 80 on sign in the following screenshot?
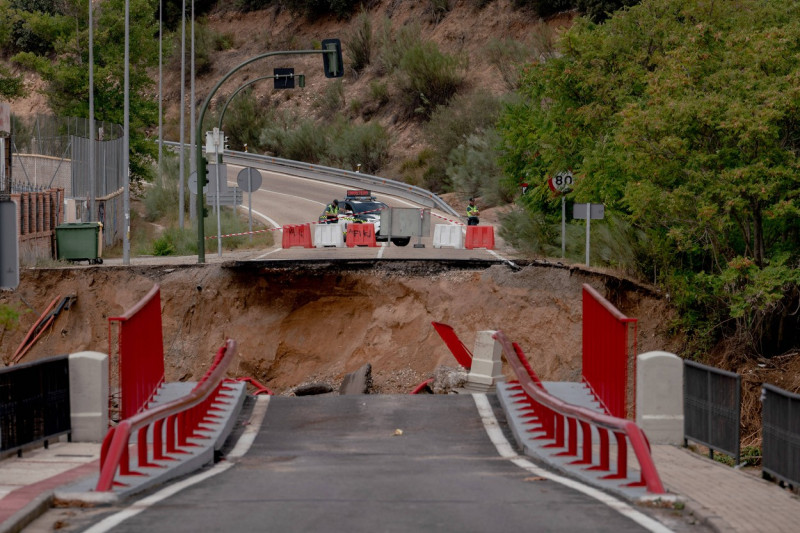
[548,171,573,193]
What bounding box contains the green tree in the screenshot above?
[499,0,800,356]
[12,0,159,179]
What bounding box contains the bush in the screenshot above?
[396,41,466,119]
[214,88,271,151]
[446,130,514,206]
[486,37,546,91]
[324,120,389,174]
[260,116,329,164]
[368,80,389,106]
[152,236,176,256]
[427,0,452,23]
[346,10,372,74]
[375,20,421,75]
[313,79,345,119]
[422,91,509,192]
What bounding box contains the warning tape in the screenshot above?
[431,211,466,226]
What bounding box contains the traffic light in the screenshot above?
[321,38,343,78]
[198,156,208,187]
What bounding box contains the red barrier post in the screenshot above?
[108,285,166,421]
[581,284,637,419]
[465,226,495,249]
[282,224,313,248]
[346,223,377,247]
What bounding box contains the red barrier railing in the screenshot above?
[431,321,473,369]
[108,285,165,421]
[495,330,664,494]
[234,376,273,396]
[581,284,637,419]
[409,378,434,394]
[95,339,237,491]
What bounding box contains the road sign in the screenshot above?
[206,190,243,206]
[274,68,295,89]
[573,203,604,220]
[237,168,262,192]
[548,171,574,193]
[573,203,604,266]
[188,171,208,195]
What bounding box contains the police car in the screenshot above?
[319,190,411,246]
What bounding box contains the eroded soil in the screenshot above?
[0,260,677,396]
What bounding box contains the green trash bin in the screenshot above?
[55,222,104,264]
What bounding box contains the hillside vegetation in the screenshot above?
[2,0,799,377]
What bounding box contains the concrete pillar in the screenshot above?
[68,351,109,442]
[465,330,505,393]
[636,351,683,444]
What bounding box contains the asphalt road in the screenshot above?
[69,395,663,533]
[221,164,439,229]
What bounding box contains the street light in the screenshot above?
[208,70,303,257]
[194,41,342,264]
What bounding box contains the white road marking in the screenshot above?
[472,394,673,533]
[234,205,281,228]
[255,248,283,260]
[83,396,271,533]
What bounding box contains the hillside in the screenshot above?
[154,1,573,179]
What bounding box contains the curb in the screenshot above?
[0,492,54,533]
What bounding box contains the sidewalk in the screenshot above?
[0,441,101,533]
[652,445,800,532]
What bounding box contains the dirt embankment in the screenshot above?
[0,261,676,395]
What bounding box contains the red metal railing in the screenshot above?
[108,285,166,420]
[581,284,637,419]
[431,321,473,369]
[95,339,237,491]
[495,330,664,494]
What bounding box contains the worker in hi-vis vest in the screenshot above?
[466,197,480,226]
[324,199,340,224]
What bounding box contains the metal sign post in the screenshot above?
[573,203,604,266]
[414,208,425,248]
[548,171,574,258]
[206,128,225,258]
[237,167,263,243]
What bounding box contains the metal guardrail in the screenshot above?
[495,329,666,494]
[96,339,237,491]
[0,355,71,454]
[683,360,741,465]
[762,383,800,487]
[161,140,461,218]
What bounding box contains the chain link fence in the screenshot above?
[10,114,125,247]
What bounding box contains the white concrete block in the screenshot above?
[68,351,109,443]
[467,330,504,392]
[314,224,345,247]
[636,351,683,444]
[433,224,464,249]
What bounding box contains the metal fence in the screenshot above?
[684,360,741,465]
[0,355,71,454]
[10,115,125,248]
[762,383,800,487]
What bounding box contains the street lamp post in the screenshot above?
[88,0,95,222]
[194,42,341,263]
[122,0,130,264]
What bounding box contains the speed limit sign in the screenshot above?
[548,171,574,193]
